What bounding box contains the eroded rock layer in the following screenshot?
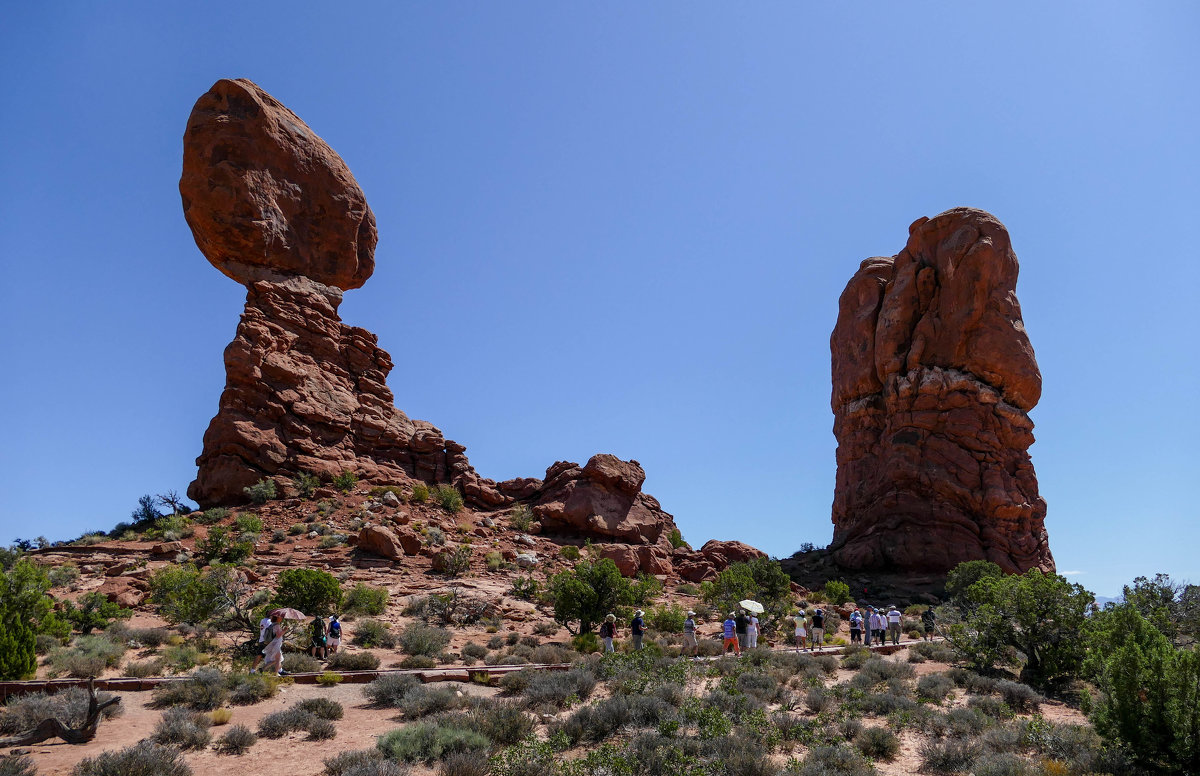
[829,208,1053,574]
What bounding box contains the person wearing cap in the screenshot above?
[682,610,698,657]
[793,612,808,652]
[870,607,887,647]
[630,609,646,651]
[810,607,825,649]
[327,615,342,654]
[887,605,903,645]
[722,612,741,656]
[599,614,617,653]
[849,607,863,644]
[862,607,874,646]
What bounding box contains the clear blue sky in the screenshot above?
[1,3,1196,598]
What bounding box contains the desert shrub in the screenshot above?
[523,668,597,707]
[948,667,998,695]
[48,634,127,678]
[969,753,1031,776]
[398,686,463,719]
[737,671,780,703]
[195,507,230,525]
[648,603,686,634]
[917,672,955,703]
[289,523,306,535]
[35,633,61,655]
[274,568,343,616]
[509,576,540,601]
[127,626,173,647]
[432,484,464,513]
[549,558,634,634]
[533,621,557,636]
[967,694,1013,720]
[824,580,852,605]
[667,527,686,549]
[498,669,534,695]
[353,619,396,648]
[124,658,165,678]
[437,751,489,776]
[332,471,358,492]
[0,687,122,734]
[398,655,435,669]
[47,563,80,588]
[994,679,1041,712]
[227,672,278,705]
[234,513,263,534]
[298,697,345,720]
[462,642,488,660]
[559,545,581,561]
[343,584,389,616]
[526,644,568,664]
[62,593,133,635]
[194,526,252,565]
[307,717,338,740]
[485,552,503,571]
[215,723,256,755]
[282,652,323,673]
[508,504,533,531]
[849,657,913,689]
[424,526,446,547]
[151,707,212,750]
[854,726,900,760]
[258,707,316,738]
[400,623,451,656]
[435,545,472,577]
[327,651,380,671]
[467,701,534,745]
[805,687,835,713]
[71,740,192,776]
[841,646,871,669]
[151,667,228,710]
[324,749,411,776]
[0,754,36,776]
[243,479,277,504]
[365,674,422,706]
[944,707,989,737]
[790,744,877,776]
[919,737,982,773]
[377,721,489,762]
[210,708,232,725]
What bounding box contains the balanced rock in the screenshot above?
[530,455,674,545]
[829,208,1053,574]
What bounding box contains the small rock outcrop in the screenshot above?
[829,208,1053,574]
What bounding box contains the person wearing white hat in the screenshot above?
[682,610,698,657]
[599,614,617,653]
[630,610,646,651]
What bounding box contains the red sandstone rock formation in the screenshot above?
[829,208,1053,574]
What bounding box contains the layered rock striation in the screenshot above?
[180,79,707,579]
[829,208,1053,574]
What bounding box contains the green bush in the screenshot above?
[234,514,263,534]
[243,479,277,504]
[854,726,900,760]
[71,740,192,776]
[48,634,127,678]
[274,568,344,616]
[194,526,252,565]
[824,580,852,605]
[435,545,472,577]
[510,576,540,601]
[343,583,389,616]
[0,754,36,776]
[508,504,533,532]
[151,667,228,710]
[353,619,397,648]
[194,507,230,525]
[47,562,80,588]
[549,558,632,634]
[214,723,256,755]
[0,615,36,680]
[410,482,430,503]
[292,471,321,499]
[432,484,464,513]
[228,672,278,705]
[63,592,132,635]
[364,674,422,707]
[297,697,344,720]
[151,707,212,750]
[332,471,358,493]
[400,624,451,657]
[327,651,380,671]
[377,721,489,763]
[667,528,686,549]
[559,545,581,561]
[648,603,686,633]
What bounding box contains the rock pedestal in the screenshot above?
[829,208,1053,574]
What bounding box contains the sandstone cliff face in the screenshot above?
[180,78,694,576]
[829,208,1053,574]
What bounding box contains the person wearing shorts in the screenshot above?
[327,615,342,654]
[722,612,741,656]
[793,614,807,652]
[849,608,863,643]
[810,608,825,649]
[682,611,698,657]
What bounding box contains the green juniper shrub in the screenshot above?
[194,526,252,565]
[343,583,389,617]
[509,575,540,602]
[824,580,852,605]
[62,592,132,635]
[376,720,489,763]
[667,527,686,549]
[326,651,380,671]
[364,673,422,707]
[243,479,277,505]
[71,740,193,776]
[353,619,397,648]
[274,567,343,615]
[292,471,321,499]
[151,707,212,750]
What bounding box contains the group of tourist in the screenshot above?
[597,601,937,657]
[248,613,343,676]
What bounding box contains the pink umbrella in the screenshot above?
[268,608,307,620]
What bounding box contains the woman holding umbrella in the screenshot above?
[262,607,305,676]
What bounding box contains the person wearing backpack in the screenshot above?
[262,614,287,676]
[849,608,863,644]
[327,615,342,654]
[810,608,825,648]
[249,615,273,674]
[599,614,617,653]
[310,614,328,660]
[682,611,698,657]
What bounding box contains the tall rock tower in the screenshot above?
[829,208,1053,574]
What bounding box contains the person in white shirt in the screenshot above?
[870,609,887,646]
[887,606,903,645]
[249,616,273,674]
[747,614,759,649]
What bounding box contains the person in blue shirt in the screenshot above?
[722,612,741,656]
[630,609,645,650]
